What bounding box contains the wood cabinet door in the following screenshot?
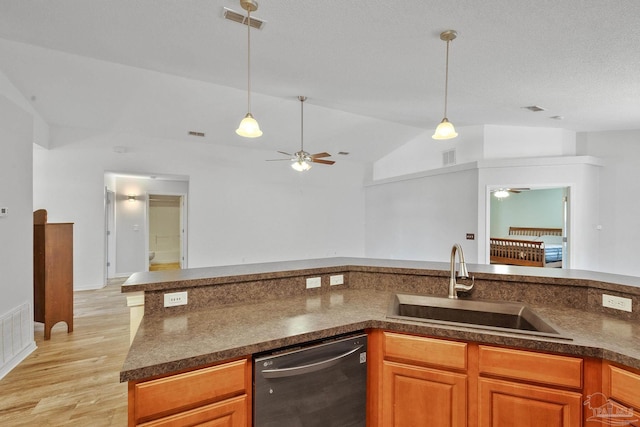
[381,360,467,427]
[138,394,246,427]
[479,378,582,427]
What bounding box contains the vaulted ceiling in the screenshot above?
[1,0,638,162]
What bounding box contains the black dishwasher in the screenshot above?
[254,333,367,427]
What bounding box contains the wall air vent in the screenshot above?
[223,7,265,29]
[442,148,456,166]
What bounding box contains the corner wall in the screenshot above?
[0,96,36,379]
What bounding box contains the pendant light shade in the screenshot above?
[236,113,262,138]
[236,0,262,138]
[433,30,458,140]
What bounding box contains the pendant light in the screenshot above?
[432,30,458,140]
[236,0,263,138]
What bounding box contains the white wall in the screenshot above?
[372,126,484,180]
[0,96,36,379]
[33,126,367,288]
[578,130,640,276]
[366,157,601,271]
[365,164,479,263]
[483,126,576,159]
[477,157,601,270]
[113,176,188,276]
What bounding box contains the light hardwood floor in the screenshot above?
[0,278,130,426]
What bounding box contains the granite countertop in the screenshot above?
[120,285,640,382]
[121,257,640,294]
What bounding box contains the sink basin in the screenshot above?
[388,294,568,339]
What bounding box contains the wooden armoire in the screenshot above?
[33,209,74,339]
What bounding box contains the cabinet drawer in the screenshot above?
[479,346,582,389]
[607,364,640,410]
[138,394,247,427]
[383,332,467,370]
[133,359,247,423]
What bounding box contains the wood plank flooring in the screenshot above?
[0,278,130,426]
[149,263,180,271]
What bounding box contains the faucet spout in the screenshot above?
[449,243,474,298]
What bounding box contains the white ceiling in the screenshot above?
[1,0,639,162]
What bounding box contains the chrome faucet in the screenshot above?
[449,243,474,298]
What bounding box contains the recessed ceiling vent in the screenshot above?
[188,131,205,137]
[223,7,265,29]
[522,105,546,112]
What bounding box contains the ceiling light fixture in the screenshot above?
[292,96,312,172]
[494,189,510,199]
[235,0,262,138]
[433,30,458,140]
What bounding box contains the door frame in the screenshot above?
[485,185,571,268]
[145,192,188,271]
[104,187,116,282]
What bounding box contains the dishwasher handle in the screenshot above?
[260,345,364,379]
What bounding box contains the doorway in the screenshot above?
[488,186,569,268]
[147,194,186,271]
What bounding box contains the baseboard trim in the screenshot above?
[0,341,36,380]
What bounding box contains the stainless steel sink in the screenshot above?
[388,294,568,339]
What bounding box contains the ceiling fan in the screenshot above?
[492,188,530,199]
[268,96,335,171]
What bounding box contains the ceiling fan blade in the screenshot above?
[310,152,331,159]
[266,158,293,162]
[508,187,530,193]
[277,151,293,156]
[312,158,335,165]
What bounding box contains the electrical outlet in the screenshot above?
[602,294,632,312]
[330,274,344,286]
[306,277,321,289]
[164,291,188,307]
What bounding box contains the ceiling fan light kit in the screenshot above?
[432,29,459,140]
[494,189,510,199]
[235,0,263,138]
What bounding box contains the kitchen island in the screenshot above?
[120,258,640,426]
[121,257,640,381]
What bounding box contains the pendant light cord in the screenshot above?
[443,39,450,119]
[246,9,252,114]
[300,98,304,152]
